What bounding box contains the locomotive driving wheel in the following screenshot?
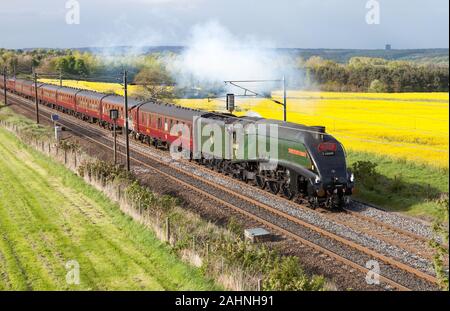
[281,183,295,200]
[268,181,280,195]
[255,174,266,189]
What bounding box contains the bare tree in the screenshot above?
[133,63,175,101]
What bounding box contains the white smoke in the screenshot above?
[166,21,300,94]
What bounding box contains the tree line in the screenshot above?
[299,56,449,92]
[1,49,448,94]
[0,48,96,77]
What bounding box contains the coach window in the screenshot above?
[158,117,162,129]
[164,119,169,132]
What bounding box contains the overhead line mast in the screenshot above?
[224,77,288,122]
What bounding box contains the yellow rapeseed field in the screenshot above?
[40,79,449,168]
[39,79,144,97]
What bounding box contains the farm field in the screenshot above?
[39,79,144,97]
[0,126,216,290]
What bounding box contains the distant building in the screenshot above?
[385,44,392,50]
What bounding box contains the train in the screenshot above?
[0,76,355,209]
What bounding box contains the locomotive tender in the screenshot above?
[0,76,354,208]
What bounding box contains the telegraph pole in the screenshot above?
[59,69,63,87]
[123,70,131,172]
[34,72,40,124]
[109,109,119,166]
[113,120,118,165]
[3,67,7,106]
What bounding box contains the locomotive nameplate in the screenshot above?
[288,148,307,157]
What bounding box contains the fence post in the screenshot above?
[257,279,262,291]
[64,149,67,164]
[166,217,171,242]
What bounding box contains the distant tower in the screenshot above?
[385,44,392,51]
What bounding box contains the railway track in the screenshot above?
[4,92,441,291]
[185,155,440,259]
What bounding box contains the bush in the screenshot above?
[263,257,325,291]
[351,161,379,190]
[429,194,449,291]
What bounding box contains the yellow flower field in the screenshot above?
[40,79,449,168]
[39,79,144,97]
[177,93,449,168]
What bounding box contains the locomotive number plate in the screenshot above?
[322,151,335,156]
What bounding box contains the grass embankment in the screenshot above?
[347,151,448,219]
[0,122,217,290]
[0,104,325,291]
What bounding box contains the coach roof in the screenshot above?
[139,100,206,121]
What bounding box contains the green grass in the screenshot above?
[0,126,218,291]
[347,150,449,219]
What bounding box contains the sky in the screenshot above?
[0,0,448,49]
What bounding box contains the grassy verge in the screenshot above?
[0,125,218,290]
[0,103,326,291]
[347,150,449,219]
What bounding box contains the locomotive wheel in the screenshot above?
[282,184,295,200]
[268,181,280,195]
[240,170,249,183]
[255,175,266,190]
[214,160,223,172]
[309,197,319,210]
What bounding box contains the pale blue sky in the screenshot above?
[0,0,448,49]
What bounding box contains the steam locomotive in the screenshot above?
[0,77,355,208]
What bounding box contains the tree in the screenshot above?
[133,61,175,100]
[74,59,89,76]
[369,79,387,93]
